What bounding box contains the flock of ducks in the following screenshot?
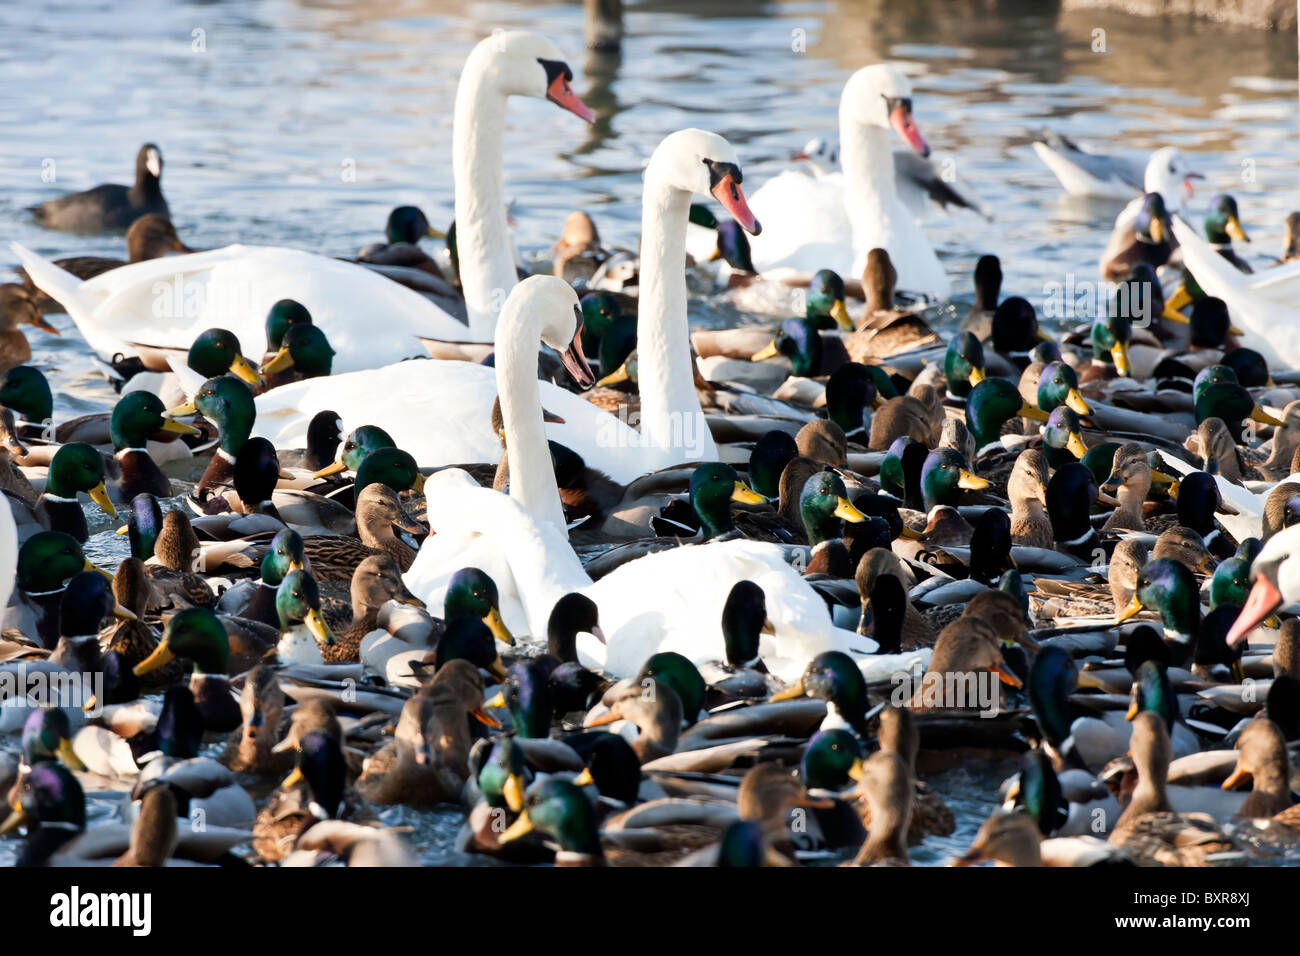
[4,21,1300,869]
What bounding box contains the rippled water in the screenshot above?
[3,0,1298,864]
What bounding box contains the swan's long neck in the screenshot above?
[496,305,567,531]
[840,116,895,212]
[454,64,516,340]
[637,171,715,467]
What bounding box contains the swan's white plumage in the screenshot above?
[10,243,458,373]
[1171,216,1300,370]
[245,358,647,485]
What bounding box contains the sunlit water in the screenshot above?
[2,0,1298,865]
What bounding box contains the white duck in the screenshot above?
[746,64,949,299]
[246,128,761,480]
[9,31,594,371]
[1171,214,1300,370]
[403,276,861,682]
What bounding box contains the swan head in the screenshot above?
[648,128,761,235]
[1142,147,1202,208]
[468,30,594,123]
[505,275,595,388]
[1228,523,1300,645]
[840,64,929,157]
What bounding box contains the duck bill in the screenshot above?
[546,74,595,123]
[31,315,60,335]
[596,361,630,387]
[1065,389,1092,415]
[990,664,1022,689]
[1165,283,1193,313]
[967,366,985,387]
[503,774,527,813]
[305,609,337,647]
[1114,593,1144,625]
[573,767,595,788]
[409,472,427,495]
[1149,218,1166,245]
[484,690,507,710]
[87,482,117,518]
[1227,217,1250,243]
[470,707,502,730]
[1230,658,1246,685]
[847,756,865,782]
[160,418,201,436]
[1161,302,1190,324]
[751,340,781,363]
[590,624,608,645]
[770,678,806,702]
[261,346,295,375]
[0,805,26,836]
[584,709,622,728]
[888,102,930,158]
[542,408,566,425]
[498,808,535,844]
[281,766,305,790]
[112,600,137,621]
[163,399,197,419]
[830,299,853,331]
[1226,575,1283,646]
[1110,342,1131,377]
[1018,402,1049,423]
[483,607,515,647]
[710,175,762,236]
[313,458,348,479]
[228,354,266,388]
[1251,405,1284,427]
[957,469,990,491]
[731,481,766,505]
[899,525,924,541]
[133,640,174,676]
[560,328,596,388]
[83,558,114,581]
[834,497,866,522]
[1220,764,1251,790]
[56,737,87,771]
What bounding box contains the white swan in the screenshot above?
[403,277,859,682]
[247,128,761,478]
[1227,522,1300,645]
[746,64,949,299]
[1171,214,1300,370]
[10,31,594,369]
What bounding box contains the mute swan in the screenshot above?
[245,128,761,478]
[10,31,594,371]
[1171,215,1300,370]
[403,277,859,682]
[746,64,949,299]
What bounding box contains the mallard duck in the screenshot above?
[1101,192,1174,282]
[1115,558,1201,665]
[958,254,1002,340]
[354,205,447,279]
[1035,361,1092,415]
[1107,712,1241,866]
[164,375,255,506]
[0,763,86,865]
[252,727,375,864]
[298,484,424,586]
[270,569,337,666]
[868,386,943,451]
[497,777,606,865]
[1202,194,1252,273]
[132,607,245,732]
[355,695,469,807]
[771,650,871,738]
[920,447,989,511]
[845,750,913,866]
[325,554,425,664]
[28,441,117,542]
[11,530,111,648]
[586,676,684,763]
[0,286,51,372]
[856,547,935,650]
[943,331,985,399]
[260,323,336,388]
[1008,448,1053,548]
[29,143,167,232]
[131,503,219,607]
[843,248,939,360]
[1045,462,1100,558]
[109,391,200,501]
[965,378,1048,456]
[219,664,292,777]
[1041,406,1088,469]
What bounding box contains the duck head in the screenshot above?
[261,323,335,380]
[385,205,435,245]
[1036,361,1091,415]
[354,446,425,496]
[233,437,287,511]
[313,424,395,479]
[920,446,987,510]
[135,606,230,677]
[187,328,263,387]
[44,442,115,518]
[771,650,869,734]
[264,299,312,352]
[0,365,53,424]
[799,470,865,545]
[753,318,822,376]
[943,331,985,398]
[1194,381,1281,443]
[20,708,84,772]
[166,375,255,456]
[1134,191,1172,244]
[444,567,515,648]
[110,391,199,453]
[689,462,764,539]
[498,777,601,859]
[721,580,770,669]
[801,728,864,792]
[59,570,135,636]
[276,569,336,649]
[748,430,798,501]
[1090,312,1132,377]
[965,378,1048,453]
[1204,193,1249,245]
[990,297,1044,355]
[806,269,852,330]
[1118,558,1200,649]
[17,531,106,595]
[635,651,705,724]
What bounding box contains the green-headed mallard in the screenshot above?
[920,446,989,511]
[165,375,256,505]
[34,441,116,542]
[943,331,985,399]
[133,606,243,732]
[1204,194,1251,273]
[1036,361,1092,415]
[965,378,1048,455]
[13,530,110,648]
[1102,192,1173,282]
[109,392,200,501]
